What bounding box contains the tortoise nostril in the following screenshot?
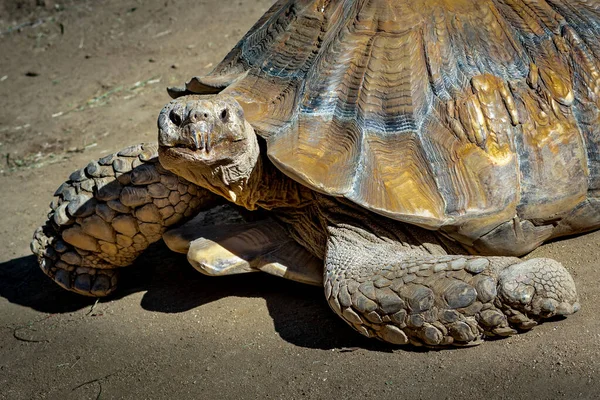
[189,110,209,123]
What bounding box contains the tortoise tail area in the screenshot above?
[31,144,219,296]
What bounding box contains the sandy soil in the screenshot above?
[1,1,599,399]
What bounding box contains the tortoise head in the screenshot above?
[157,94,260,203]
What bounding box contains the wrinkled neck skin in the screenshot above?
[216,146,316,211]
[244,151,316,210]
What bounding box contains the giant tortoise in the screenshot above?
[33,0,600,347]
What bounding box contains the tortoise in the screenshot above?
[32,0,600,347]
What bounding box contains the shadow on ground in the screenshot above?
[0,241,398,352]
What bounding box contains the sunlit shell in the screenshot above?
[171,0,600,237]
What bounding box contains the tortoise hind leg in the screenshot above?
[31,143,220,296]
[324,223,580,347]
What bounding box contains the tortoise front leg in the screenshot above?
[31,143,220,296]
[324,223,580,347]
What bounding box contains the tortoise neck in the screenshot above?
[236,153,315,211]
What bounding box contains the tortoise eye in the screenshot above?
[220,108,229,122]
[169,108,182,125]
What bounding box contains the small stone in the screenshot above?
[189,197,202,210]
[440,336,454,346]
[55,261,70,271]
[432,321,448,336]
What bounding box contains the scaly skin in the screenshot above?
[31,143,219,296]
[324,219,580,347]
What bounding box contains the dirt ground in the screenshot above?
[1,1,600,399]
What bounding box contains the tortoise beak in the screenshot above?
[187,121,213,153]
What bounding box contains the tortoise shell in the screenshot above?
[170,0,600,238]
